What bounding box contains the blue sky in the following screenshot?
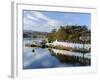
[23,10,91,32]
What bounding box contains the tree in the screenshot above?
[46,25,90,43]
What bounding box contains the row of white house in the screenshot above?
[47,40,91,50]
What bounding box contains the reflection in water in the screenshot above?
[23,39,90,69]
[49,49,91,66]
[50,50,90,66]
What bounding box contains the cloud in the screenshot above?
[23,48,49,67]
[23,11,90,32]
[23,11,63,32]
[33,11,62,27]
[41,60,52,67]
[27,14,39,21]
[23,16,40,30]
[47,19,61,26]
[33,11,49,21]
[43,20,62,32]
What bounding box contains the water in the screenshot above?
[23,38,90,69]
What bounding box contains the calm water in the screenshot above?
[23,38,88,69]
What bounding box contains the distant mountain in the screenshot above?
[23,30,49,38]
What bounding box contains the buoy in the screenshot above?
[32,49,35,52]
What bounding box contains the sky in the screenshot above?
[23,10,91,32]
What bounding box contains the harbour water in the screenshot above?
[23,38,90,69]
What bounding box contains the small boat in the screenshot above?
[40,40,47,48]
[41,45,46,48]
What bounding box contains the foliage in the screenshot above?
[46,25,90,43]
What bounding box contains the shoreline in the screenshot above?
[25,43,90,53]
